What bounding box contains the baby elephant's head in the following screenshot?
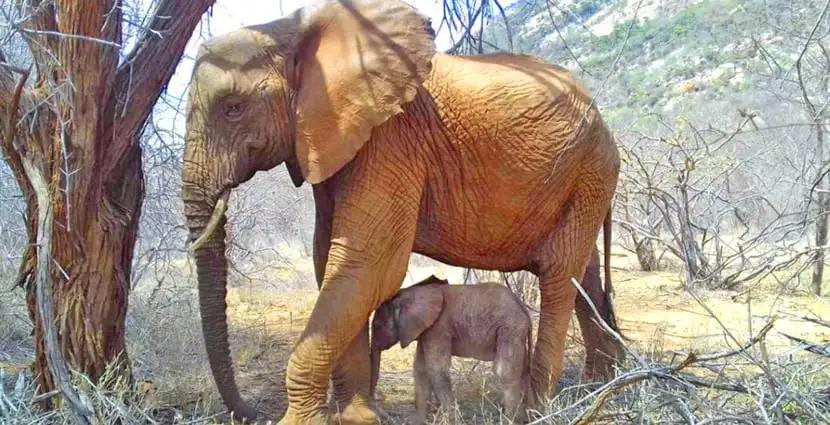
[369,275,449,398]
[370,301,400,352]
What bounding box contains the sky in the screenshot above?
[155,0,517,136]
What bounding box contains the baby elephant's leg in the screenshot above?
[495,329,530,423]
[424,342,457,423]
[408,344,432,425]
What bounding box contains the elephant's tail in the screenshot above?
[523,305,535,407]
[602,206,621,335]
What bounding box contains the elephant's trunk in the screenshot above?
[183,137,256,421]
[369,339,382,399]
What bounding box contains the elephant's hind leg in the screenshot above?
[530,183,614,405]
[574,246,623,382]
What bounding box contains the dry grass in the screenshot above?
[2,246,829,424]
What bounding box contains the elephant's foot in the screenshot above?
[501,405,530,425]
[330,400,379,425]
[215,401,258,423]
[405,412,426,425]
[582,347,623,383]
[432,405,461,425]
[277,407,328,425]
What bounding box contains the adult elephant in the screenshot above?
[181,0,623,423]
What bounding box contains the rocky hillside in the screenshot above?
[481,0,817,130]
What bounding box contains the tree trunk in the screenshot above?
[809,100,828,297]
[810,125,828,297]
[634,236,657,272]
[0,0,216,408]
[677,173,712,288]
[21,145,144,406]
[813,200,827,296]
[795,43,830,296]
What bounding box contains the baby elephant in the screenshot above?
[370,275,533,424]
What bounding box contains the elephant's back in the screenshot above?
[412,53,616,271]
[449,283,530,322]
[424,52,596,124]
[422,52,609,173]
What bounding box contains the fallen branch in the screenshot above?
[21,157,93,425]
[780,311,830,329]
[672,319,776,363]
[568,355,700,425]
[532,282,780,425]
[670,373,749,394]
[779,332,830,358]
[29,389,61,405]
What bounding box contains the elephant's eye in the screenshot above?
[222,99,248,121]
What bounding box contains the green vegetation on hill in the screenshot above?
[482,0,789,116]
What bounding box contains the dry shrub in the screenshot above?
[1,272,271,424]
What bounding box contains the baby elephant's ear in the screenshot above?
[394,287,444,348]
[414,274,449,286]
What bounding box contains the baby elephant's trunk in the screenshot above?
[370,339,382,399]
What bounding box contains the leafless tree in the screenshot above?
[789,2,830,296]
[730,0,830,295]
[0,0,216,412]
[612,107,817,290]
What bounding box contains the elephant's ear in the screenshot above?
[293,0,436,184]
[413,274,449,287]
[394,286,443,349]
[284,157,306,188]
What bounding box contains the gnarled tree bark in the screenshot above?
[0,0,215,409]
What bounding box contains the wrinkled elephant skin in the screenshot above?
[181,0,623,423]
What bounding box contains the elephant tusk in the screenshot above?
[189,190,230,252]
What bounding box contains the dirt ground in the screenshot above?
[193,247,830,422]
[2,245,829,423]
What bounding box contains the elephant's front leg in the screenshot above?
[329,325,372,415]
[310,184,373,411]
[280,167,424,425]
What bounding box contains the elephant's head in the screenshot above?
[181,0,436,419]
[369,276,448,398]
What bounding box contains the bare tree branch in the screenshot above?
[22,155,93,425]
[110,0,215,152]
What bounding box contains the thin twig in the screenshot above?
[780,0,830,85]
[5,26,122,48]
[569,278,638,353]
[544,0,590,76]
[673,319,776,363]
[779,332,830,358]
